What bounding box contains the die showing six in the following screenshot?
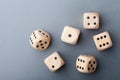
[29,12,113,73]
[93,31,113,51]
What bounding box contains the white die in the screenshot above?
[61,26,80,45]
[76,55,97,73]
[93,31,113,51]
[44,52,65,72]
[29,29,51,51]
[83,12,99,29]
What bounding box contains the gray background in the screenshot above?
[0,0,120,80]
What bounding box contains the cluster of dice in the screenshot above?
[29,12,113,73]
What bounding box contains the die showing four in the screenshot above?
[29,12,113,73]
[83,12,99,29]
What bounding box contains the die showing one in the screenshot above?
[29,29,51,51]
[61,26,80,45]
[44,52,65,72]
[76,55,97,73]
[93,31,113,51]
[83,12,99,29]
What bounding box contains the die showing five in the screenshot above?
[29,12,113,73]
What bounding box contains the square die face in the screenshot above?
[35,39,50,50]
[83,12,99,29]
[76,56,89,73]
[61,26,80,45]
[87,59,97,73]
[93,31,113,51]
[44,52,65,72]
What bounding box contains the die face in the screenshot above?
[93,31,113,51]
[38,30,50,38]
[29,30,50,51]
[87,59,97,73]
[44,52,65,72]
[35,38,50,50]
[83,12,99,29]
[76,56,89,73]
[61,26,80,45]
[76,55,97,73]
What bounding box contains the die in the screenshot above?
[83,12,99,29]
[93,31,113,51]
[61,26,80,45]
[29,29,51,51]
[76,55,97,73]
[44,52,65,72]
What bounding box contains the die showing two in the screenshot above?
[44,52,65,72]
[29,12,113,73]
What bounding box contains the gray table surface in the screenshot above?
[0,0,120,80]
